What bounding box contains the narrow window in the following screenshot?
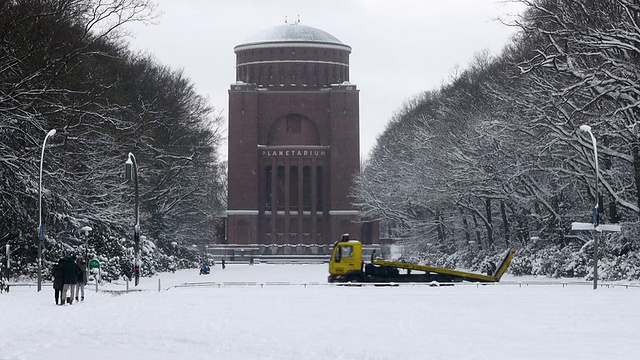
[277,166,285,211]
[303,166,311,211]
[316,166,323,211]
[265,166,272,211]
[290,166,299,211]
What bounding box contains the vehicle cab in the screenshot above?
[328,234,364,282]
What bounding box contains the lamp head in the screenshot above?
[47,129,56,137]
[579,125,592,133]
[125,158,133,180]
[79,226,92,236]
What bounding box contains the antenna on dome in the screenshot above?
[297,15,300,24]
[284,15,288,24]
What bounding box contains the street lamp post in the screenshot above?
[38,129,56,292]
[79,226,92,261]
[79,225,92,295]
[125,153,141,286]
[572,125,620,289]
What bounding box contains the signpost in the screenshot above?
[571,221,621,289]
[88,259,100,269]
[574,125,622,289]
[89,259,100,293]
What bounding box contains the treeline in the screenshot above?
[0,0,225,286]
[354,0,640,280]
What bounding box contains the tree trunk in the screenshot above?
[485,198,494,250]
[436,210,446,245]
[521,210,531,245]
[632,141,640,221]
[602,135,619,223]
[609,200,619,223]
[472,211,482,250]
[500,201,510,247]
[459,207,472,247]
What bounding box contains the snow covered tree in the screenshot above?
[0,0,226,282]
[353,0,640,279]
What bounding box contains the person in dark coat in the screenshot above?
[61,256,79,304]
[51,259,64,305]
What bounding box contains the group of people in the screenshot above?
[198,259,227,274]
[52,256,88,305]
[199,264,210,275]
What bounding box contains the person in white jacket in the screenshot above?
[75,257,87,302]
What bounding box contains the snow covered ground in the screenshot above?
[2,263,639,360]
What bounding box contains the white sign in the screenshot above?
[571,222,621,232]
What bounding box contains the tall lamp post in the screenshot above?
[37,129,56,292]
[572,125,620,289]
[79,226,92,261]
[125,153,141,286]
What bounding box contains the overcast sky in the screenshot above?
[123,0,525,160]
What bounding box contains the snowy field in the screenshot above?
[1,263,639,360]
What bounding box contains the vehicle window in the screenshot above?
[340,245,353,258]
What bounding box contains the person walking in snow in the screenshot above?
[75,257,87,302]
[221,258,226,269]
[61,256,79,304]
[52,258,64,305]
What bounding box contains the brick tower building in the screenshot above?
[226,23,378,249]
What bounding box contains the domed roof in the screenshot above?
[235,24,351,51]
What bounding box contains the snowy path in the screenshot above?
[1,264,639,360]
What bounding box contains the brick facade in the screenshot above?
[226,24,378,246]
